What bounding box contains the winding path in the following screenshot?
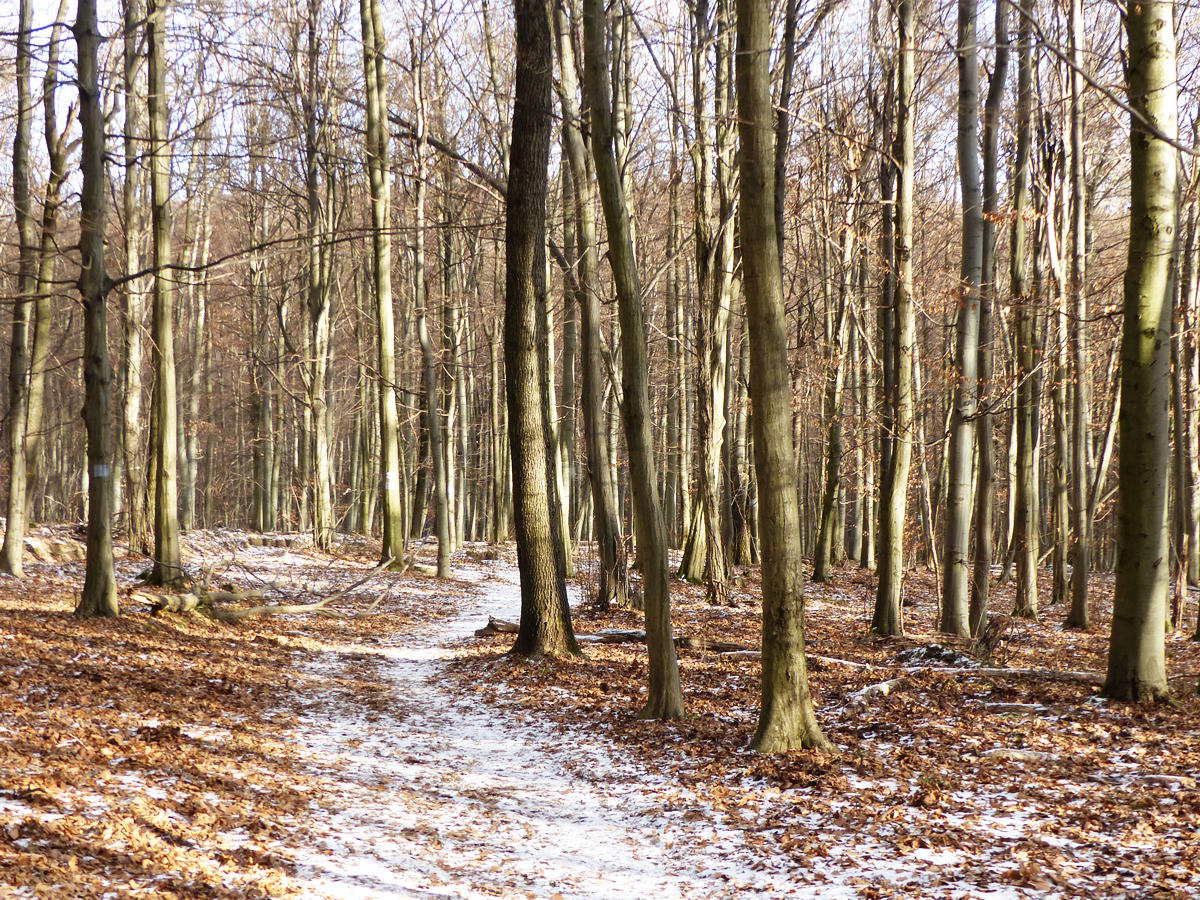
[289,562,797,899]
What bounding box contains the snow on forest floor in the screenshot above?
[2,526,1199,899]
[287,561,806,899]
[449,559,1200,899]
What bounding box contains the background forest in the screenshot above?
[0,0,1197,740]
[0,0,1198,896]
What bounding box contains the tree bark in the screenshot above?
[360,0,407,565]
[1,0,36,577]
[941,0,984,637]
[74,0,119,618]
[553,0,628,608]
[872,0,915,637]
[1064,0,1091,629]
[506,0,581,660]
[736,0,829,752]
[1010,0,1040,619]
[969,0,1009,635]
[582,0,683,718]
[25,0,71,527]
[146,0,183,586]
[1104,0,1176,702]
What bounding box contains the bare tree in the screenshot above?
[736,0,829,752]
[1104,0,1176,702]
[506,0,581,659]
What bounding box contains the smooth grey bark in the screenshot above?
[411,41,451,579]
[1010,0,1040,618]
[582,0,683,718]
[360,0,407,565]
[1,0,36,577]
[507,0,580,660]
[299,0,335,552]
[678,0,734,604]
[736,0,829,752]
[553,0,628,608]
[872,0,915,637]
[121,0,150,555]
[1064,0,1091,629]
[969,0,1009,635]
[940,0,983,637]
[146,0,183,586]
[1104,0,1176,702]
[812,198,855,584]
[1177,201,1200,590]
[487,323,510,543]
[74,0,119,618]
[25,0,71,526]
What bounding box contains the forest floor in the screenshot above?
[0,526,1198,898]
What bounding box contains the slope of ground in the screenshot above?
[0,528,1026,898]
[447,560,1200,899]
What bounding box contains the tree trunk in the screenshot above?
[553,0,628,607]
[872,0,915,637]
[736,0,828,752]
[812,202,854,583]
[969,0,1009,635]
[146,0,183,587]
[360,0,407,566]
[412,48,451,578]
[507,0,581,660]
[1010,0,1040,619]
[1064,0,1091,629]
[582,0,683,718]
[74,0,119,618]
[1104,0,1176,702]
[25,0,70,527]
[1,0,36,577]
[678,0,734,605]
[941,0,984,637]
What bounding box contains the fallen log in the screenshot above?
[475,617,520,636]
[674,635,751,653]
[468,618,1104,685]
[980,748,1059,764]
[139,557,395,623]
[137,588,265,615]
[847,677,908,707]
[473,618,753,653]
[211,599,350,623]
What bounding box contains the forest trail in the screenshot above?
[287,560,792,899]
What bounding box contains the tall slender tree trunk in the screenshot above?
[582,0,683,718]
[146,0,182,586]
[507,0,580,660]
[736,0,828,752]
[121,0,151,555]
[941,0,984,637]
[553,0,628,607]
[813,202,855,583]
[1010,0,1040,618]
[1,0,36,577]
[1104,0,1176,702]
[1065,0,1091,629]
[412,48,451,579]
[360,0,406,566]
[678,0,733,605]
[74,0,119,618]
[969,0,1009,634]
[25,0,70,526]
[872,0,915,637]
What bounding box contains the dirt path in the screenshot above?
[287,561,797,899]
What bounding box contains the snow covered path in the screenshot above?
[288,562,797,900]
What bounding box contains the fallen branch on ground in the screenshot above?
[138,558,397,623]
[473,618,1105,685]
